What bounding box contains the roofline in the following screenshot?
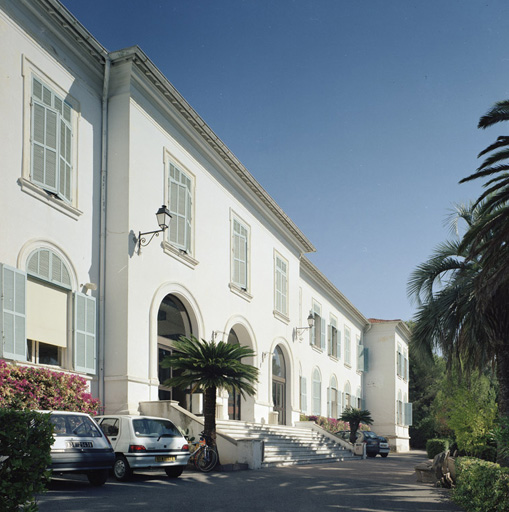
[300,256,368,327]
[30,0,109,62]
[368,318,412,340]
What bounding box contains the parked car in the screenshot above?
[44,410,115,486]
[377,435,390,457]
[336,430,390,457]
[95,415,191,480]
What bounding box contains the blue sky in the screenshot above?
[62,0,509,321]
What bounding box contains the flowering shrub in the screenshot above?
[300,414,371,435]
[0,360,100,414]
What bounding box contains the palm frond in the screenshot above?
[478,100,509,129]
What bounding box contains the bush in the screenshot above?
[0,409,54,511]
[300,415,370,435]
[426,438,450,459]
[453,457,509,512]
[0,360,100,414]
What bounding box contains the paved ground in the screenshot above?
[37,450,464,512]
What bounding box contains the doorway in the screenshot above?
[272,346,286,425]
[227,329,241,420]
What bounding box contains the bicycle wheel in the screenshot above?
[194,446,218,472]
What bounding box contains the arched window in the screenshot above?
[328,376,339,418]
[227,328,241,420]
[344,381,351,409]
[27,249,71,289]
[0,247,96,374]
[312,368,321,416]
[158,295,192,405]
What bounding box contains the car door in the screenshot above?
[97,417,120,450]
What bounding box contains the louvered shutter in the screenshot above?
[320,317,326,350]
[327,387,331,418]
[0,265,27,361]
[74,292,96,374]
[327,325,332,355]
[300,376,307,412]
[358,345,365,372]
[337,329,341,359]
[404,402,413,426]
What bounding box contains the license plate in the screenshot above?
[66,441,93,448]
[155,456,176,462]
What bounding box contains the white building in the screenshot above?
[0,0,411,455]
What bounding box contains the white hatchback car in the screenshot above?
[95,415,190,480]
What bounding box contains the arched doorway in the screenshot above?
[157,294,192,410]
[227,329,241,420]
[272,346,286,425]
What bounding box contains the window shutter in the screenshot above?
[0,265,27,361]
[74,292,97,374]
[327,324,332,355]
[358,344,365,372]
[300,376,307,413]
[320,317,326,350]
[337,329,341,359]
[404,402,413,426]
[364,347,369,372]
[168,165,192,252]
[327,387,331,418]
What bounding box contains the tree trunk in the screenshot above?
[203,386,217,447]
[496,342,509,467]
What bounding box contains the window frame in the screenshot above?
[274,251,289,320]
[230,212,250,292]
[310,301,325,350]
[312,368,322,416]
[344,326,351,367]
[21,59,81,219]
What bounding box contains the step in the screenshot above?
[215,420,357,467]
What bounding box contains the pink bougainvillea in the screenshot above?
[0,360,100,414]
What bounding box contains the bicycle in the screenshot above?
[188,431,218,472]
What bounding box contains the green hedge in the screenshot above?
[453,457,509,512]
[426,438,450,459]
[0,409,54,512]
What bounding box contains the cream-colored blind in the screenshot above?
[27,279,67,347]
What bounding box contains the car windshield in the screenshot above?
[363,431,378,439]
[133,418,180,438]
[50,414,102,437]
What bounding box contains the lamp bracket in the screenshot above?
[134,227,166,255]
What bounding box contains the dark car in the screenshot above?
[336,430,390,457]
[45,411,115,486]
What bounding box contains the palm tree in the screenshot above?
[160,335,258,447]
[339,407,373,444]
[408,202,509,465]
[459,101,509,299]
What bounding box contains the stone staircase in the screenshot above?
[216,420,357,467]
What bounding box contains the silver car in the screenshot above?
[95,415,190,480]
[45,411,115,486]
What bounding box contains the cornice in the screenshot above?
[22,0,108,67]
[300,256,368,327]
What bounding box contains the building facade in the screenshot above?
[0,0,411,451]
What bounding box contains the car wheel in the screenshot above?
[381,453,388,458]
[113,454,132,481]
[87,469,109,486]
[165,466,184,478]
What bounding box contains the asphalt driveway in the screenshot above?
[37,450,464,512]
